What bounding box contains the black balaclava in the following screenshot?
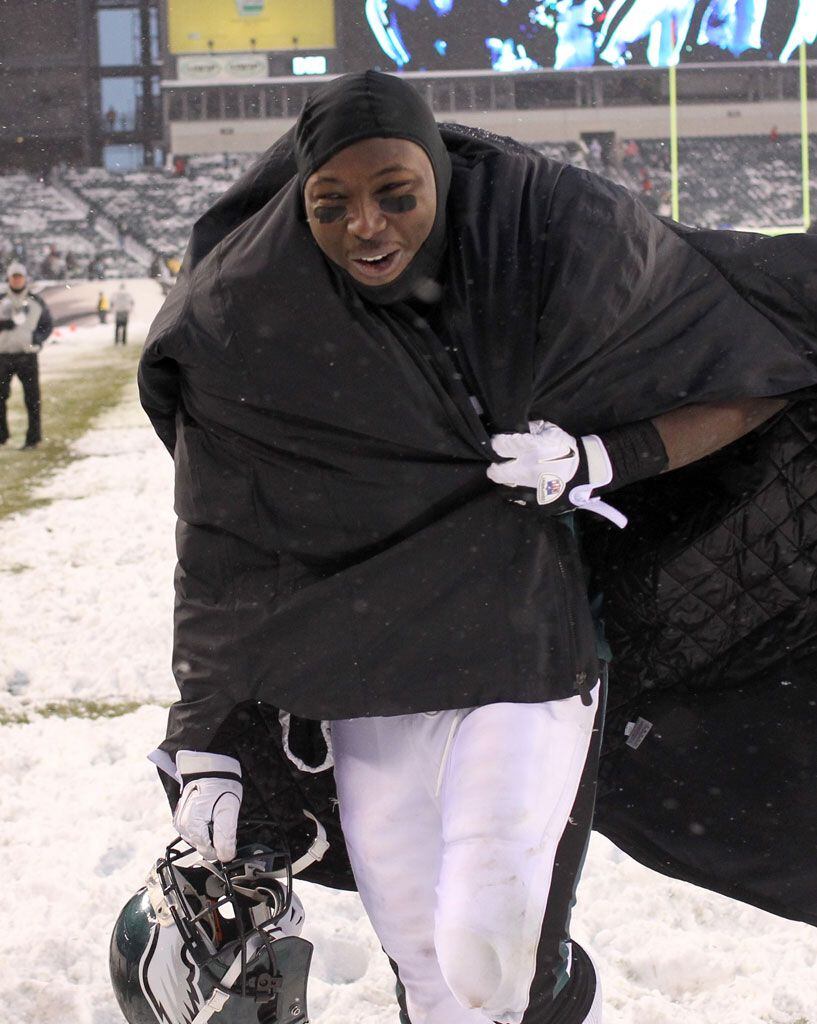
[294,71,452,306]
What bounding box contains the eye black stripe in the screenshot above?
[380,195,417,214]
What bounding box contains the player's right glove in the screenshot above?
[487,418,669,527]
[172,750,243,862]
[487,420,628,527]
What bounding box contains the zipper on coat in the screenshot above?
[398,304,492,459]
[553,524,593,706]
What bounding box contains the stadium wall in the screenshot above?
[0,0,97,172]
[168,97,816,154]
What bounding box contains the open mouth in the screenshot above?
[350,250,400,279]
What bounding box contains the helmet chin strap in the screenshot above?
[189,949,249,1024]
[189,933,307,1024]
[291,811,330,874]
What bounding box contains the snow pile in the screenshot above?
[1,301,816,1024]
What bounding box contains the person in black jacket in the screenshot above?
[138,73,816,1024]
[0,262,53,449]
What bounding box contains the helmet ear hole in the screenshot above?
[254,884,286,913]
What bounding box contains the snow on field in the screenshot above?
[1,297,816,1024]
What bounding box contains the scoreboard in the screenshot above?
[343,0,817,73]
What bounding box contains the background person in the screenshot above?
[0,262,53,449]
[111,282,134,345]
[87,254,105,279]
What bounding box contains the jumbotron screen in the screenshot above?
[351,0,817,71]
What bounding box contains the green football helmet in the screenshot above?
[110,825,312,1024]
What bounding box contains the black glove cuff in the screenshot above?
[598,419,668,492]
[180,769,242,785]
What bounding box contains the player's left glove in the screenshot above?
[487,420,628,528]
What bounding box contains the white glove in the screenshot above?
[172,750,243,862]
[487,420,627,528]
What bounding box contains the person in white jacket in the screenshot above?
[0,262,53,449]
[111,282,135,346]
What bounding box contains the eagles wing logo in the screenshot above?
[140,921,205,1024]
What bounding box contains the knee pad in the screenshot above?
[435,924,533,1023]
[435,926,502,1008]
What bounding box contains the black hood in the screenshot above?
[294,70,452,306]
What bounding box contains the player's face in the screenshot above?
[304,137,436,286]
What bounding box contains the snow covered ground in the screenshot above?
[1,294,816,1024]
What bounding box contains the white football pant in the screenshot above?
[331,686,601,1024]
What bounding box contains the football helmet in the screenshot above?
[110,823,312,1024]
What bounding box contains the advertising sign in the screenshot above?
[177,54,269,80]
[168,0,336,54]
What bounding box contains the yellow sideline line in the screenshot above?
[668,63,680,222]
[760,225,809,235]
[800,42,811,229]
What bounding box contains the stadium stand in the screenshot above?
[2,135,814,282]
[622,134,817,229]
[0,173,142,280]
[62,155,259,269]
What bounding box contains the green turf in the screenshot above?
[0,345,140,520]
[0,698,169,725]
[0,344,155,726]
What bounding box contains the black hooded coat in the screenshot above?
[139,78,817,929]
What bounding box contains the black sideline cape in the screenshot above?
[140,119,817,928]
